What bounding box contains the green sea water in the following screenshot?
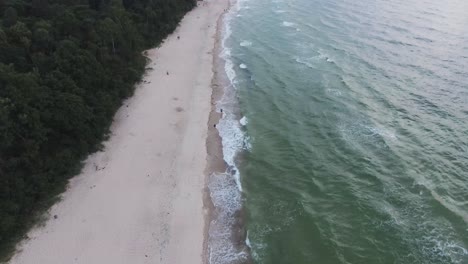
[212,0,468,263]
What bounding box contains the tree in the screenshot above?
[122,0,135,10]
[89,0,110,11]
[32,0,49,17]
[7,22,32,49]
[88,0,102,10]
[33,28,49,50]
[3,7,18,28]
[0,0,5,13]
[98,18,119,55]
[0,28,6,44]
[0,0,197,258]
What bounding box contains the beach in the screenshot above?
[9,0,228,263]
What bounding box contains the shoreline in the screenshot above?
[9,0,228,263]
[205,1,253,262]
[203,11,226,264]
[204,6,228,262]
[203,3,229,263]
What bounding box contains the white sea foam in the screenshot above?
[295,57,315,68]
[274,9,286,13]
[240,116,248,126]
[219,0,246,192]
[326,88,342,96]
[208,172,248,264]
[317,49,334,62]
[244,135,252,151]
[207,3,250,263]
[240,40,252,47]
[368,126,397,141]
[430,190,468,224]
[217,111,247,190]
[235,0,241,11]
[282,21,295,27]
[239,63,247,69]
[372,184,468,263]
[338,122,397,151]
[221,16,235,84]
[294,53,332,68]
[245,231,251,248]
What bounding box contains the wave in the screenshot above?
[282,21,301,31]
[220,0,468,262]
[207,3,251,264]
[208,172,248,264]
[374,187,468,264]
[326,88,342,96]
[240,116,248,126]
[294,52,334,68]
[338,121,397,151]
[430,190,468,224]
[240,40,252,47]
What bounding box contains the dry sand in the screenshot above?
[9,0,228,263]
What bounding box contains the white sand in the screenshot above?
[9,0,228,263]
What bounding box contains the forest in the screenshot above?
[0,0,196,258]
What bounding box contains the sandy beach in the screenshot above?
[9,0,228,263]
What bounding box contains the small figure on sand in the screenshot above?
[177,36,180,40]
[166,71,169,75]
[214,124,217,128]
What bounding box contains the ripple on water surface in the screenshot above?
[218,0,468,263]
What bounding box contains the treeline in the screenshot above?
[0,0,195,257]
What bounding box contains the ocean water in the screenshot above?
[211,0,468,263]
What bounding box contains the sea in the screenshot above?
[209,0,468,263]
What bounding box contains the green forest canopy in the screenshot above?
[0,0,196,258]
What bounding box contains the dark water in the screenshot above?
[217,0,468,263]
